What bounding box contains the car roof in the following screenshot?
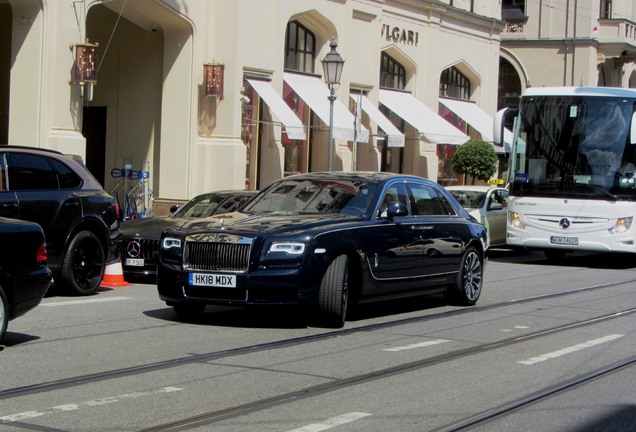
[1,145,104,189]
[445,185,505,192]
[281,171,431,184]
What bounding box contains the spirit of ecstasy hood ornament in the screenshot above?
[219,218,225,229]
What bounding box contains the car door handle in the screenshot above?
[64,201,80,208]
[410,225,433,231]
[2,202,18,209]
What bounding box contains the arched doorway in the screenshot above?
[83,0,193,211]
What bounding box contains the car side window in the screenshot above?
[50,159,82,189]
[489,190,508,209]
[0,154,6,191]
[378,183,409,217]
[410,183,454,216]
[6,153,59,190]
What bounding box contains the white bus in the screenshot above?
[494,87,636,259]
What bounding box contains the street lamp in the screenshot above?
[321,39,345,171]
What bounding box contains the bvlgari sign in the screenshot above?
[381,24,419,46]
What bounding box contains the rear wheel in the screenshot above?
[318,255,349,328]
[445,246,483,306]
[0,286,8,341]
[59,231,105,295]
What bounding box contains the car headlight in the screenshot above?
[268,242,305,255]
[508,211,524,229]
[610,217,633,234]
[162,237,182,249]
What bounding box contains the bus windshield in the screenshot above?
[509,95,636,201]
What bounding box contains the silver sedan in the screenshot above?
[446,185,509,248]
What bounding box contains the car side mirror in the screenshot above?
[386,201,409,221]
[631,111,636,144]
[489,202,504,210]
[170,204,180,213]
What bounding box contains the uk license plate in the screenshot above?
[550,236,578,245]
[125,258,144,266]
[189,273,236,288]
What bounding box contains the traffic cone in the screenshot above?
[100,260,130,288]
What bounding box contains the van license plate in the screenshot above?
[550,236,578,245]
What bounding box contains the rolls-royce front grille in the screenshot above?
[183,234,252,272]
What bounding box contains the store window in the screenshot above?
[282,21,315,175]
[285,21,316,73]
[380,52,406,90]
[438,66,472,186]
[439,66,471,100]
[379,52,405,173]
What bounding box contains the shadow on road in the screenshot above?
[488,248,636,270]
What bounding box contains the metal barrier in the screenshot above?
[110,159,153,220]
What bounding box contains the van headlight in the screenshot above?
[508,211,525,229]
[610,217,633,234]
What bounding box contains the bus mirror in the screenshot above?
[631,112,636,144]
[494,107,518,146]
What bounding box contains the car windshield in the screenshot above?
[448,190,486,209]
[509,95,636,201]
[174,194,236,218]
[243,178,377,215]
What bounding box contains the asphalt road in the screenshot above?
[1,249,635,431]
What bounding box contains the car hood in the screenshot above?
[166,211,365,237]
[121,216,190,240]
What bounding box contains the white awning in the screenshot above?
[247,79,306,140]
[439,98,495,142]
[283,72,369,142]
[379,89,469,145]
[439,98,514,153]
[350,93,405,147]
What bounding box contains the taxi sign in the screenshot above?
[488,179,505,185]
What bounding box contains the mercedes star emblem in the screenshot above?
[559,218,571,229]
[127,240,141,258]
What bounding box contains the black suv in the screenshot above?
[0,146,121,295]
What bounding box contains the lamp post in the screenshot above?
[321,39,345,171]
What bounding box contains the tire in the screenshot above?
[0,286,8,342]
[59,231,105,295]
[318,255,349,328]
[445,246,483,306]
[173,303,206,320]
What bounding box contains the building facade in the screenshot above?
[499,0,636,109]
[0,1,534,212]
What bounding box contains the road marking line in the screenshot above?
[0,387,182,423]
[41,297,131,307]
[518,334,624,365]
[383,339,450,352]
[502,325,530,332]
[286,412,372,432]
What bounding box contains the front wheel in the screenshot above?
[318,255,349,328]
[59,231,105,295]
[0,286,8,341]
[445,246,483,306]
[544,249,566,261]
